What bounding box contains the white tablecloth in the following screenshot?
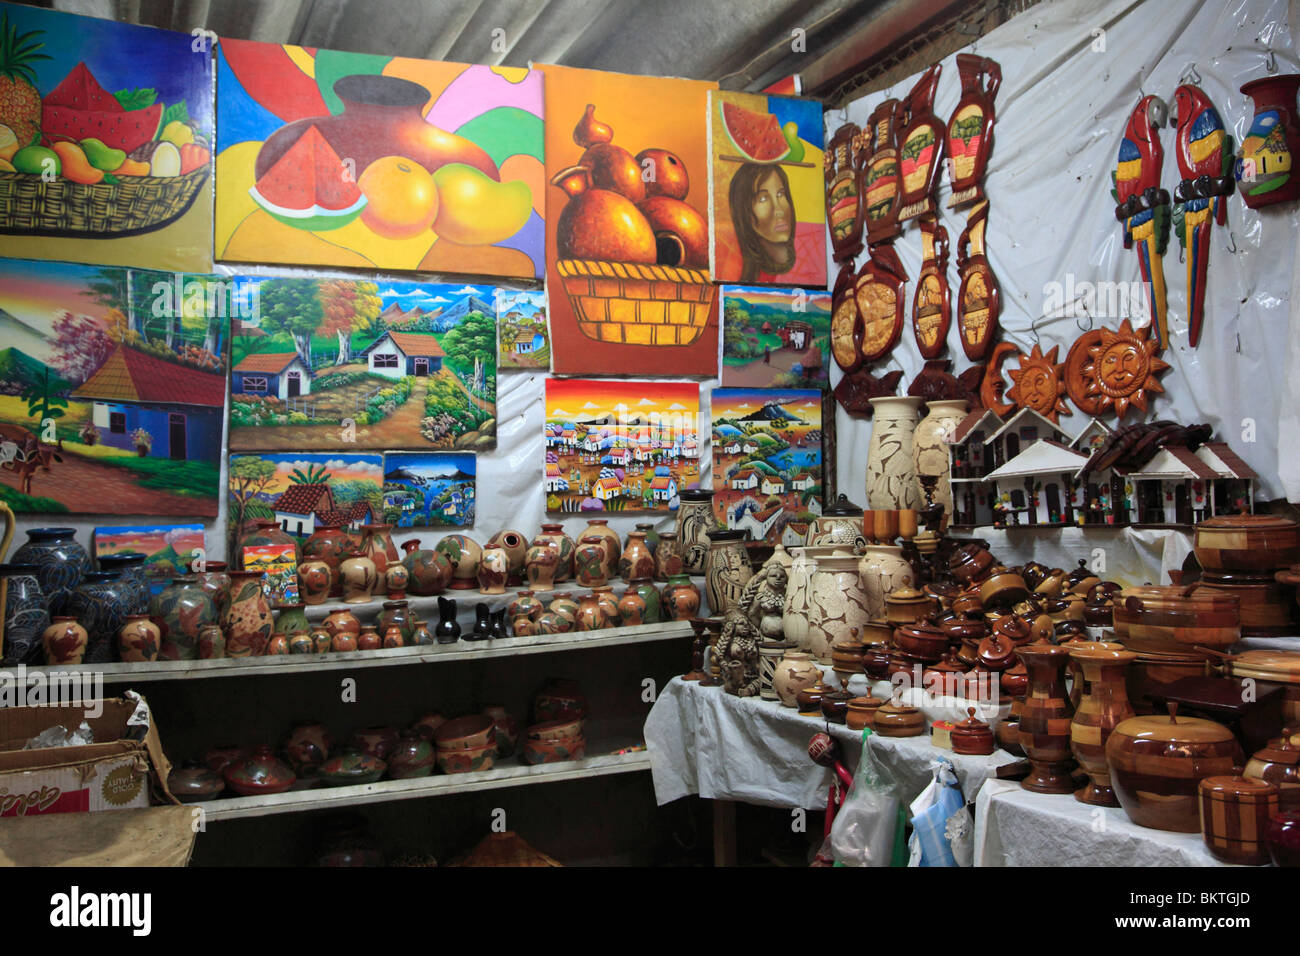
[644,676,1018,810]
[973,778,1229,867]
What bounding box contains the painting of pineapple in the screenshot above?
[0,11,47,149]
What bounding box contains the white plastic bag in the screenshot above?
[907,758,973,867]
[829,730,900,866]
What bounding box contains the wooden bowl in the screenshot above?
[873,699,926,737]
[892,623,948,661]
[433,715,495,750]
[1196,514,1300,572]
[980,570,1029,608]
[1112,586,1241,648]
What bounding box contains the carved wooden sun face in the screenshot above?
[1006,344,1069,423]
[1082,319,1169,418]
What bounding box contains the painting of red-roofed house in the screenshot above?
[0,258,231,515]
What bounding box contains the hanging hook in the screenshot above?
[1180,63,1201,86]
[1226,231,1238,253]
[1178,243,1185,263]
[1076,311,1094,332]
[1236,333,1242,353]
[1266,50,1278,73]
[1029,313,1042,345]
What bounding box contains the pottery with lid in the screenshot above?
[821,689,853,724]
[1065,559,1101,595]
[991,613,1032,646]
[976,631,1017,671]
[951,707,995,755]
[950,591,984,617]
[1105,703,1243,832]
[873,697,925,737]
[892,621,948,661]
[1244,737,1300,809]
[169,761,225,803]
[1196,514,1300,571]
[223,745,296,796]
[806,494,868,552]
[949,544,996,584]
[884,586,937,625]
[846,696,884,731]
[1198,774,1279,866]
[979,568,1029,608]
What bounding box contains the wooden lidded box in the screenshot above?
[1198,774,1279,866]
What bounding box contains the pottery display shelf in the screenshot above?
[12,620,694,686]
[200,735,649,823]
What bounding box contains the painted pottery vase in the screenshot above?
[198,623,225,659]
[168,762,224,803]
[535,611,567,634]
[237,519,299,569]
[380,623,403,648]
[619,531,656,583]
[635,581,663,624]
[359,523,398,576]
[773,650,822,708]
[759,640,795,700]
[1017,642,1077,794]
[297,560,332,605]
[96,552,150,615]
[319,750,386,787]
[483,705,520,757]
[576,592,611,631]
[70,570,133,663]
[705,529,753,616]
[513,616,536,636]
[205,744,247,774]
[534,679,588,723]
[580,518,621,579]
[524,541,559,592]
[782,547,815,650]
[804,550,872,661]
[193,561,232,617]
[1237,74,1300,208]
[274,602,309,635]
[857,544,916,620]
[387,731,436,779]
[636,523,659,554]
[310,626,332,654]
[411,620,434,645]
[487,530,529,585]
[12,527,90,615]
[117,614,161,663]
[287,630,314,654]
[865,396,923,510]
[400,539,452,595]
[384,562,409,598]
[224,745,296,796]
[618,589,646,626]
[548,592,579,628]
[912,398,967,516]
[356,625,381,650]
[437,534,483,590]
[534,524,576,583]
[574,536,609,588]
[477,545,510,594]
[435,596,461,642]
[41,616,87,665]
[654,531,683,581]
[339,551,378,603]
[224,570,274,658]
[266,632,289,655]
[375,599,412,643]
[303,522,351,596]
[592,585,619,623]
[664,575,701,621]
[1069,642,1137,807]
[507,591,544,624]
[676,489,719,575]
[322,608,361,645]
[331,629,359,653]
[806,495,867,552]
[282,721,332,775]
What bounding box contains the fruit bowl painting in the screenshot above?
[0,2,215,272]
[215,39,544,279]
[707,90,827,287]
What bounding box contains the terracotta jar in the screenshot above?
[1199,775,1279,866]
[116,614,160,663]
[1244,737,1300,810]
[676,490,719,576]
[198,623,225,659]
[524,541,559,592]
[804,550,871,662]
[310,626,332,654]
[912,399,967,518]
[576,592,610,631]
[654,531,683,581]
[319,750,386,787]
[151,575,216,661]
[275,602,309,636]
[384,562,410,599]
[1069,642,1137,807]
[865,396,923,510]
[663,575,701,621]
[1237,74,1300,208]
[533,524,576,583]
[266,633,289,655]
[1106,704,1243,832]
[857,544,915,621]
[507,591,544,625]
[297,560,332,605]
[548,592,579,629]
[287,630,314,654]
[168,762,224,803]
[357,625,383,651]
[705,528,753,616]
[237,519,299,569]
[339,550,378,604]
[322,607,361,644]
[574,536,610,588]
[579,518,621,580]
[378,600,414,644]
[619,531,656,583]
[400,539,453,596]
[634,582,663,624]
[437,534,483,590]
[951,707,995,755]
[224,745,295,796]
[592,585,619,623]
[758,640,794,700]
[387,732,436,779]
[487,530,530,585]
[476,545,509,594]
[41,616,88,665]
[617,589,646,627]
[282,721,333,775]
[359,523,398,577]
[773,650,822,708]
[1017,642,1076,794]
[303,522,351,597]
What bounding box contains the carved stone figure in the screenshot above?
[717,608,761,697]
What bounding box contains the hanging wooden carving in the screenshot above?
[1075,319,1170,420]
[1172,84,1233,349]
[1112,95,1171,350]
[912,217,951,359]
[1064,328,1106,415]
[825,122,866,263]
[956,200,1000,361]
[829,260,864,373]
[979,341,1017,417]
[1006,344,1070,424]
[855,244,908,364]
[896,64,945,225]
[907,358,984,407]
[833,367,904,417]
[946,54,1001,208]
[861,98,905,245]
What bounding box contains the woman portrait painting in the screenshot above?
[729,163,797,282]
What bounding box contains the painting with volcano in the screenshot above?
[93,523,205,594]
[721,286,831,389]
[0,1,214,272]
[711,387,823,544]
[382,452,476,528]
[544,378,700,514]
[215,38,543,278]
[0,257,228,516]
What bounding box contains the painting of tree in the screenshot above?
[49,310,115,384]
[319,279,382,365]
[258,278,325,370]
[228,455,277,543]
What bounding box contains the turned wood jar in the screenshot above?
[1105,703,1243,832]
[884,587,938,625]
[1017,642,1076,794]
[1113,586,1241,650]
[1068,642,1137,807]
[1228,650,1300,725]
[1199,569,1297,635]
[1195,514,1300,572]
[892,622,948,662]
[951,707,995,755]
[1126,650,1214,714]
[1198,774,1279,866]
[949,544,996,585]
[1244,737,1300,810]
[979,568,1029,608]
[846,696,883,731]
[873,698,926,737]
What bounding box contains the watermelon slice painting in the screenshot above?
[708,89,826,287]
[249,125,366,231]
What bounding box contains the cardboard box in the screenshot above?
[0,695,176,817]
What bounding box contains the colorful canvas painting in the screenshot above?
[544,379,701,513]
[711,388,824,544]
[707,90,826,287]
[0,2,214,272]
[228,275,496,451]
[721,286,831,389]
[0,258,228,516]
[541,65,720,376]
[226,452,383,555]
[215,38,543,278]
[496,289,549,370]
[243,544,300,607]
[382,452,476,528]
[93,523,205,593]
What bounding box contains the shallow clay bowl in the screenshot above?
[433,714,495,750]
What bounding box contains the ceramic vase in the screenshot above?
[400,539,452,595]
[359,523,398,577]
[274,602,309,635]
[784,546,834,651]
[759,641,796,701]
[378,600,414,643]
[773,650,822,708]
[1017,642,1077,794]
[912,398,967,517]
[574,536,609,588]
[303,522,351,597]
[576,592,610,631]
[237,519,299,569]
[435,596,461,643]
[384,562,409,598]
[635,582,663,624]
[865,396,924,510]
[0,565,49,666]
[654,531,683,581]
[1238,74,1300,208]
[477,545,510,594]
[42,616,88,665]
[507,591,544,624]
[525,542,559,592]
[533,524,576,583]
[1069,643,1137,807]
[339,551,378,603]
[322,608,361,647]
[357,625,383,650]
[437,534,483,590]
[387,732,436,778]
[224,570,275,658]
[548,593,579,630]
[411,620,434,645]
[297,560,332,605]
[96,552,150,615]
[618,589,646,626]
[705,529,752,616]
[331,629,359,653]
[117,614,161,663]
[664,575,701,621]
[12,527,90,615]
[676,490,719,575]
[857,544,916,620]
[198,623,226,659]
[804,551,872,662]
[70,570,133,663]
[592,585,619,623]
[310,626,332,654]
[579,518,621,580]
[619,531,656,583]
[487,530,529,585]
[194,561,232,617]
[282,722,332,776]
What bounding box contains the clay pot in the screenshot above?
[548,592,579,629]
[634,582,663,624]
[190,561,231,617]
[148,575,213,661]
[41,616,88,665]
[534,679,588,723]
[322,607,361,643]
[95,552,150,616]
[487,530,529,585]
[617,589,646,627]
[377,600,414,644]
[579,518,621,579]
[705,528,753,616]
[350,726,399,761]
[310,627,332,654]
[663,575,701,621]
[483,706,520,757]
[525,542,559,592]
[198,624,225,659]
[804,550,871,662]
[168,762,224,803]
[303,523,351,597]
[265,633,289,655]
[400,539,452,596]
[476,545,510,594]
[386,732,436,779]
[318,750,386,786]
[574,536,610,588]
[116,614,160,663]
[1069,642,1137,807]
[339,551,378,604]
[619,531,656,583]
[507,591,544,625]
[1237,75,1300,208]
[384,563,410,599]
[282,722,332,775]
[223,571,274,658]
[13,527,89,616]
[435,715,495,753]
[592,585,619,623]
[857,544,915,621]
[884,587,937,626]
[358,524,398,577]
[224,745,295,796]
[204,745,247,775]
[655,531,684,581]
[865,396,923,510]
[773,651,821,708]
[274,602,309,636]
[576,592,611,631]
[436,534,483,590]
[783,546,823,650]
[676,490,719,575]
[237,519,299,570]
[356,625,382,651]
[297,560,333,605]
[533,524,576,583]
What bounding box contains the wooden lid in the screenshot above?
[1199,774,1279,798]
[1198,514,1298,531]
[887,587,927,602]
[1232,650,1300,677]
[953,706,991,734]
[1113,703,1237,744]
[1068,641,1137,662]
[1252,737,1300,766]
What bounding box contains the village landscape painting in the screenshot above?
[382,452,476,527]
[711,387,824,544]
[93,523,206,592]
[228,276,497,451]
[721,286,831,389]
[0,258,228,515]
[497,289,548,369]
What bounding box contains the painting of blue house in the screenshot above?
[232,351,311,398]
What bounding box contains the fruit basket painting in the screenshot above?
[215,39,544,279]
[0,3,214,272]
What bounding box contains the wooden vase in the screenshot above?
[1017,642,1076,794]
[1068,642,1137,807]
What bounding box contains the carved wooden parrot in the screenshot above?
[1172,84,1234,348]
[1111,95,1171,350]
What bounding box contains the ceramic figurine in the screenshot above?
[912,217,950,359]
[825,121,866,262]
[486,530,530,585]
[477,545,509,594]
[12,527,90,615]
[946,53,1001,208]
[490,608,509,639]
[956,200,1000,361]
[117,614,161,663]
[896,63,945,223]
[1236,73,1300,208]
[525,541,559,592]
[854,244,908,364]
[861,97,906,245]
[70,570,133,663]
[297,560,332,605]
[224,570,274,657]
[1112,95,1171,349]
[533,524,576,583]
[148,575,213,662]
[716,607,761,697]
[399,539,452,595]
[675,490,719,576]
[467,603,492,640]
[865,396,923,510]
[740,559,789,643]
[41,616,87,665]
[1005,344,1069,424]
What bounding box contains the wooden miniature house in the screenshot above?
[984,439,1090,527]
[946,408,1003,527]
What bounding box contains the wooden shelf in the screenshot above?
[18,620,694,686]
[201,744,651,822]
